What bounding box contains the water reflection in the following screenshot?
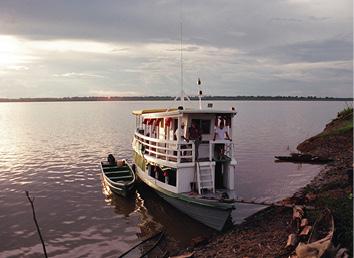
[101,182,136,218]
[101,177,212,254]
[136,184,214,246]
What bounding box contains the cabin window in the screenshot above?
[149,165,155,177]
[173,119,178,131]
[149,165,176,187]
[157,169,165,182]
[167,169,177,186]
[150,165,165,182]
[191,119,211,134]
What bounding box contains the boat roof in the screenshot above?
[132,108,177,115]
[132,108,237,117]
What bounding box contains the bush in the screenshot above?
[337,106,353,119]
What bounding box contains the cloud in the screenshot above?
[53,73,105,79]
[251,38,353,64]
[28,39,134,56]
[0,0,352,98]
[0,35,39,68]
[270,17,303,23]
[1,1,350,47]
[89,90,139,96]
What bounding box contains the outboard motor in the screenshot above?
[107,154,116,165]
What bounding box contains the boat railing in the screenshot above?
[134,132,195,163]
[209,140,235,161]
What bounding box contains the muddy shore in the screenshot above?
[181,109,353,258]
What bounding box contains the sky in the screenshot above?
[0,0,352,98]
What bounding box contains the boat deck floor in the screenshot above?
[180,189,236,202]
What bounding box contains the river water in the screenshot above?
[0,101,347,257]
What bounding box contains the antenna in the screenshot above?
[173,0,190,107]
[180,18,184,107]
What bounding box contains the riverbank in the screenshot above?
[182,108,353,257]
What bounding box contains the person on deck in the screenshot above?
[187,121,202,160]
[174,123,187,142]
[174,123,188,158]
[213,120,231,159]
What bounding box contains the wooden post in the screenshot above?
[25,191,48,258]
[192,143,195,163]
[209,141,213,161]
[286,233,298,248]
[177,116,181,163]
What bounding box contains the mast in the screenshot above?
[174,0,190,107]
[180,19,184,107]
[198,78,202,109]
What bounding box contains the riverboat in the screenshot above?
[131,103,237,231]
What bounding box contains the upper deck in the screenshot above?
[132,106,237,167]
[132,107,237,117]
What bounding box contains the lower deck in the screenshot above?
[133,150,236,200]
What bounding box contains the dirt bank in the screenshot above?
[182,108,353,258]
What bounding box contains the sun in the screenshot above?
[0,35,32,67]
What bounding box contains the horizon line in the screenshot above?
[0,95,353,103]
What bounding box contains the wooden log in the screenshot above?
[170,252,195,258]
[292,206,305,232]
[299,225,312,237]
[286,233,299,248]
[300,218,309,228]
[293,206,304,220]
[336,248,349,258]
[296,209,334,258]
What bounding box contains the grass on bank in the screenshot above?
[336,106,353,133]
[312,196,353,255]
[319,107,353,137]
[337,106,353,118]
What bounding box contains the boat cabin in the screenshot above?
[132,107,237,196]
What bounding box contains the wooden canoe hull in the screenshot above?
[103,176,135,197]
[100,161,136,197]
[275,153,332,164]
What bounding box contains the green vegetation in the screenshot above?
[336,106,353,134]
[337,106,353,118]
[302,177,353,255]
[318,107,353,137]
[314,195,353,255]
[335,107,353,132]
[336,118,353,134]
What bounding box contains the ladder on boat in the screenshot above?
[196,162,215,194]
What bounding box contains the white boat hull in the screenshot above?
[135,165,233,231]
[155,191,232,231]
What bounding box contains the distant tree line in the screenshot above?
[0,96,352,103]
